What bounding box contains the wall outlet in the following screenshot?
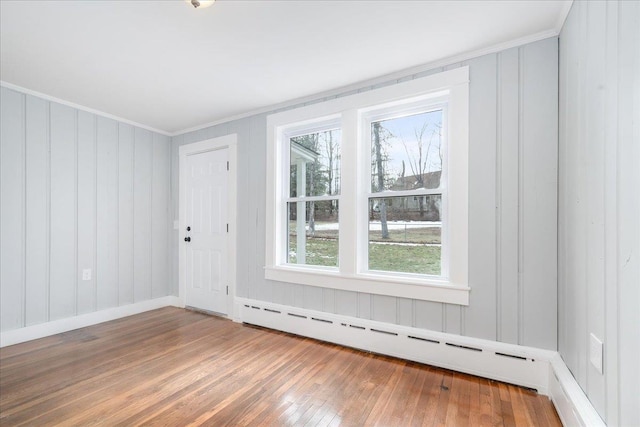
[589,333,603,374]
[82,269,92,281]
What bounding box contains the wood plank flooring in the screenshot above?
[0,307,561,426]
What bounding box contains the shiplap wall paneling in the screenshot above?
[357,293,371,320]
[77,111,96,314]
[558,0,581,382]
[133,128,153,303]
[251,116,269,304]
[151,133,171,298]
[497,48,520,345]
[396,298,412,327]
[604,2,616,425]
[616,3,639,425]
[372,295,396,324]
[0,88,173,333]
[584,0,607,415]
[49,103,77,321]
[602,2,620,424]
[334,290,358,318]
[292,284,304,309]
[24,96,49,325]
[118,123,135,305]
[414,300,443,332]
[520,37,558,351]
[1,88,25,331]
[304,286,324,312]
[96,117,119,310]
[169,133,182,297]
[465,52,498,342]
[559,0,640,424]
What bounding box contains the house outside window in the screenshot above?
[266,67,470,305]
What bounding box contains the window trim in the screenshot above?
[265,67,469,305]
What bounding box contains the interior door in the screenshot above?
[184,148,228,314]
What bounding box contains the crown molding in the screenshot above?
[0,81,171,137]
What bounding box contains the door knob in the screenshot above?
[186,226,191,231]
[184,237,191,242]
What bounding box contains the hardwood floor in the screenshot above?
[0,307,561,426]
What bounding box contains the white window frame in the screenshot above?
[265,67,469,305]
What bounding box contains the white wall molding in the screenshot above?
[0,296,181,348]
[0,81,171,137]
[549,353,605,426]
[237,297,602,426]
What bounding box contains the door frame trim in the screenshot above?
[178,134,238,319]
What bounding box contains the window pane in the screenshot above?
[287,200,339,267]
[290,129,341,197]
[370,110,442,193]
[368,195,441,275]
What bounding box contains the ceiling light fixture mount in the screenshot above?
[188,0,215,9]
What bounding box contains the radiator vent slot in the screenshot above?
[408,335,440,344]
[445,342,482,352]
[371,328,398,336]
[495,352,527,361]
[287,313,307,319]
[349,324,366,330]
[264,308,281,314]
[311,317,333,324]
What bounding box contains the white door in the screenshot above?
[185,148,228,314]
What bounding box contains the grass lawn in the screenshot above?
[289,236,441,275]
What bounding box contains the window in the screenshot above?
[266,68,469,305]
[286,127,341,268]
[365,106,446,277]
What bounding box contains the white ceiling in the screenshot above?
[0,0,571,135]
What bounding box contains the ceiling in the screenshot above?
[0,0,571,135]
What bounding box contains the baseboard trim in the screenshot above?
[237,297,604,426]
[0,296,181,348]
[549,353,605,426]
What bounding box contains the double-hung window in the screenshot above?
[266,67,470,305]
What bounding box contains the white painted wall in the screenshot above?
[171,37,559,351]
[0,87,172,332]
[558,0,640,425]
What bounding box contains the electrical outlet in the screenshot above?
[82,269,92,281]
[590,333,603,374]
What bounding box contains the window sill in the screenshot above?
[264,265,469,305]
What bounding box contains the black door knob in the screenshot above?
[186,226,191,231]
[184,237,191,242]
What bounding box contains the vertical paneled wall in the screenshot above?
[559,0,640,424]
[172,37,558,350]
[0,87,172,332]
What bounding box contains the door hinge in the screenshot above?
[226,286,229,295]
[226,223,229,232]
[227,161,229,171]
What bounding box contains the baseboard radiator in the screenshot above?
[236,298,553,394]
